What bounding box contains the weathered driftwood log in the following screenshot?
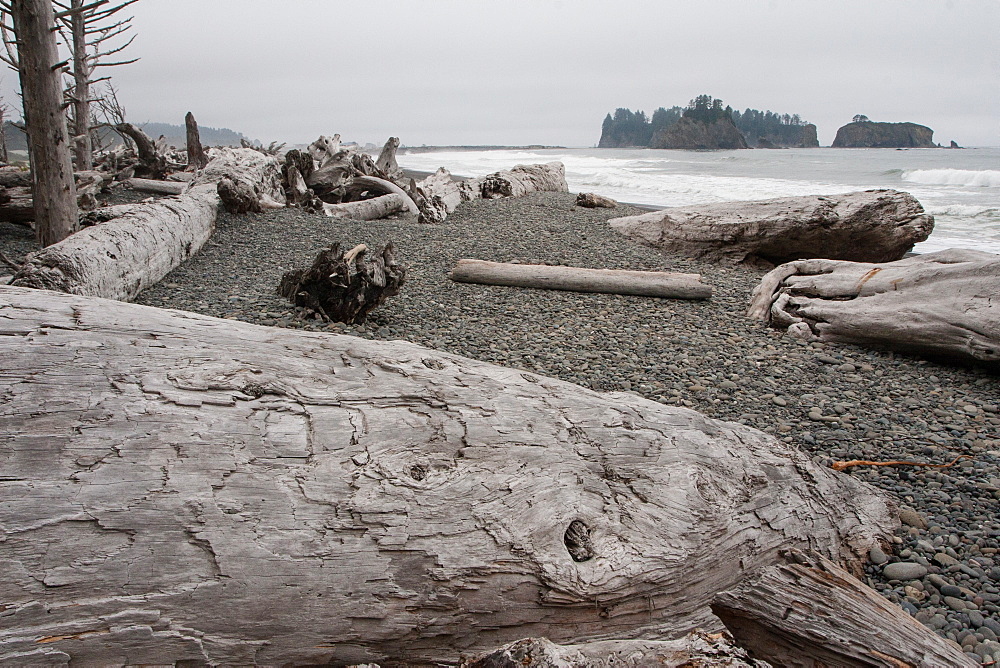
[344,175,420,216]
[375,135,402,181]
[185,111,209,170]
[124,177,187,195]
[0,186,35,224]
[218,173,262,214]
[0,286,894,665]
[450,259,713,299]
[277,242,404,323]
[747,249,1000,364]
[414,167,465,224]
[711,550,975,667]
[9,148,283,300]
[463,632,758,668]
[476,161,569,199]
[322,193,410,220]
[0,169,33,188]
[609,189,934,265]
[115,122,169,178]
[577,192,618,209]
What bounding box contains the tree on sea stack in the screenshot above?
[3,0,78,246]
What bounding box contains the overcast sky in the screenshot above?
[6,0,999,147]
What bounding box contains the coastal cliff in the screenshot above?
[832,121,934,148]
[749,123,819,148]
[650,116,749,150]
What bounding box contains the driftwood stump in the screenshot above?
[609,190,933,265]
[747,249,1000,364]
[0,286,897,665]
[277,242,405,323]
[185,111,209,170]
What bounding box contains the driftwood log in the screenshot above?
[124,177,187,195]
[344,175,420,216]
[322,193,411,220]
[577,192,617,209]
[413,167,465,224]
[114,122,170,178]
[609,189,933,265]
[747,249,1000,364]
[450,259,712,299]
[375,135,402,181]
[712,550,975,667]
[9,148,283,300]
[475,161,568,199]
[277,242,405,323]
[0,286,897,665]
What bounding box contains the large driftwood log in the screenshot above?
[747,249,1000,364]
[712,550,975,667]
[344,175,420,216]
[414,167,465,224]
[0,286,897,665]
[9,148,283,300]
[124,177,187,195]
[450,259,713,299]
[609,189,933,265]
[322,193,411,220]
[475,161,569,199]
[277,242,405,323]
[464,632,759,667]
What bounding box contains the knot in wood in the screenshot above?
[564,520,594,562]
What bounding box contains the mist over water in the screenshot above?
[399,147,1000,255]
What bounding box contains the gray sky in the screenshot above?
[7,0,1000,147]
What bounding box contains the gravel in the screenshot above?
[4,190,1000,658]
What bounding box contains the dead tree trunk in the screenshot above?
[185,111,208,170]
[711,550,976,667]
[115,121,167,178]
[747,249,1000,364]
[10,148,283,300]
[68,0,92,171]
[11,0,79,247]
[375,135,402,180]
[277,242,404,322]
[450,259,713,299]
[0,286,897,665]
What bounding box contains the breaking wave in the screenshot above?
[902,169,1000,187]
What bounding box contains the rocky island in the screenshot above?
[832,116,935,148]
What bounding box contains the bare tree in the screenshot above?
[53,0,138,170]
[1,0,78,246]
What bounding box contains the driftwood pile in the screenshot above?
[277,242,405,323]
[747,248,1000,364]
[609,189,934,266]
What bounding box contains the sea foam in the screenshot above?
[902,169,1000,188]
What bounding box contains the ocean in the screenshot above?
[397,147,1000,255]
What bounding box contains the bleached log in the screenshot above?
[321,193,410,220]
[609,189,933,266]
[414,167,464,224]
[375,135,402,180]
[345,175,419,216]
[218,174,262,214]
[464,632,759,668]
[476,161,569,199]
[577,192,617,209]
[124,177,187,195]
[450,259,713,299]
[747,249,1000,364]
[0,286,895,665]
[711,550,976,667]
[9,149,282,301]
[308,133,341,166]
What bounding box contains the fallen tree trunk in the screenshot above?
[115,122,169,178]
[609,189,934,265]
[124,177,187,195]
[322,193,410,220]
[747,249,1000,364]
[450,259,713,299]
[344,175,419,216]
[0,286,895,665]
[475,161,569,199]
[277,242,405,322]
[9,148,283,301]
[711,550,975,667]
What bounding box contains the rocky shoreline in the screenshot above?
[3,190,1000,663]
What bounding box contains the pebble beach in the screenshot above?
[4,189,1000,663]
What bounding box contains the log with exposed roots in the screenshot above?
[475,161,569,199]
[413,167,466,224]
[450,259,713,299]
[747,249,1000,364]
[9,148,284,301]
[609,189,934,266]
[277,242,405,323]
[0,285,897,665]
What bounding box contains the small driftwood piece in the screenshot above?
[576,192,617,209]
[463,632,758,668]
[450,259,712,299]
[322,193,409,220]
[185,111,209,170]
[747,249,1000,364]
[277,242,405,323]
[0,286,895,665]
[610,189,933,265]
[125,177,187,195]
[711,550,976,667]
[832,454,973,472]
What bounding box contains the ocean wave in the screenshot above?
[902,169,1000,187]
[925,204,1000,218]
